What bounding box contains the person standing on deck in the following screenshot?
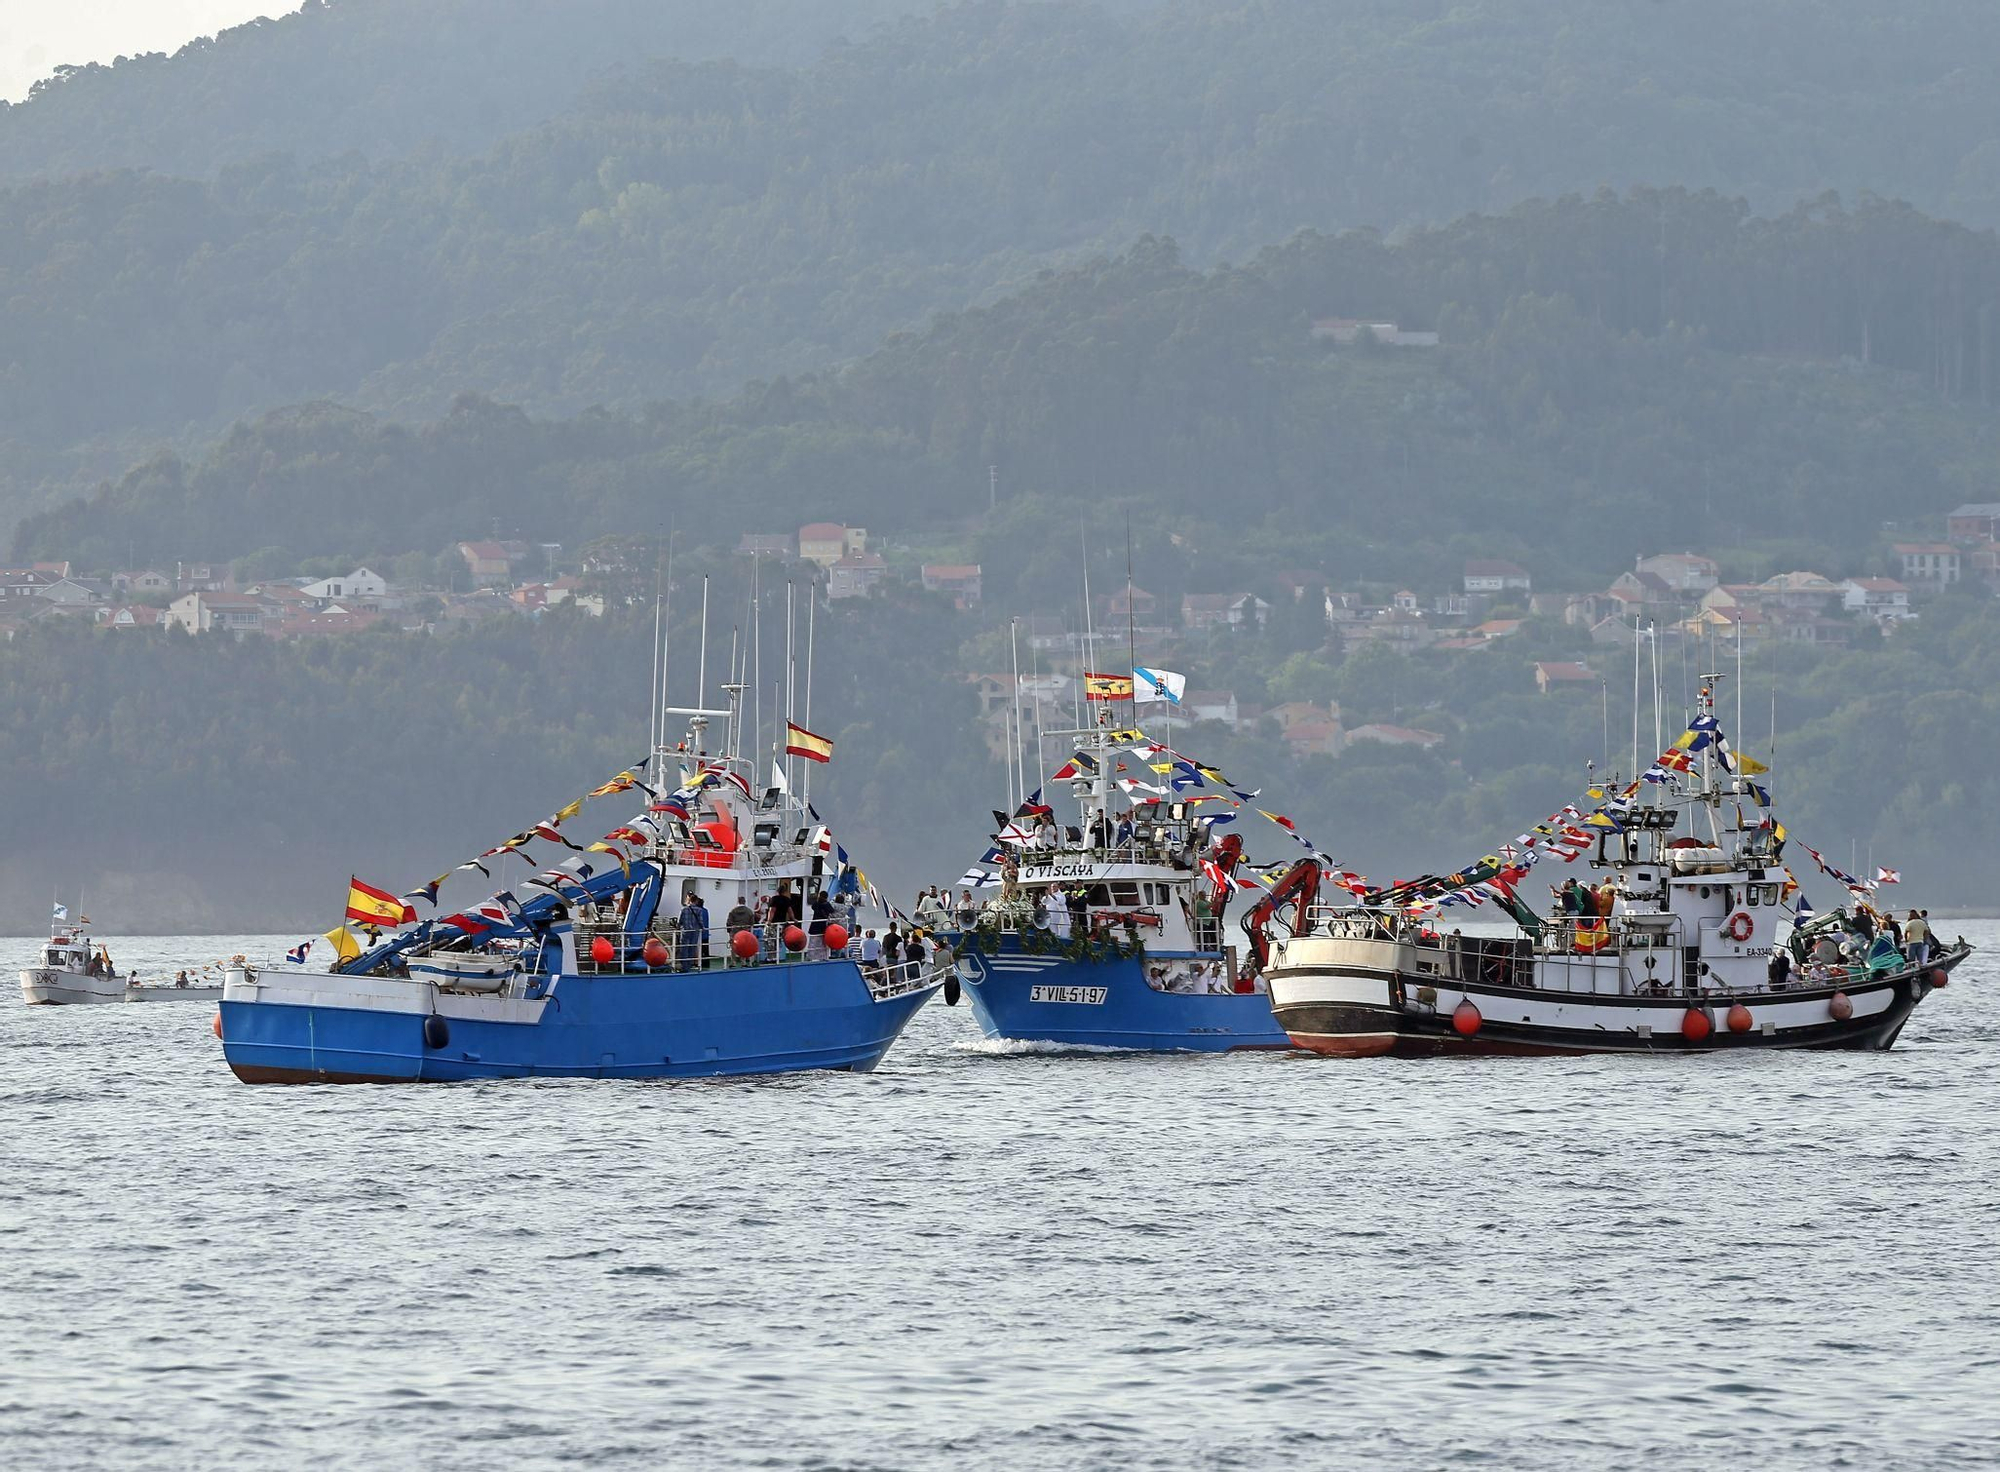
[689,890,711,970]
[725,896,757,966]
[1191,887,1215,952]
[1905,911,1931,967]
[767,881,802,958]
[807,888,833,959]
[676,891,703,971]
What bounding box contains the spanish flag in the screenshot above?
[785,720,834,764]
[1083,671,1134,701]
[346,876,415,928]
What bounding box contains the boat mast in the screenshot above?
[804,582,817,810]
[725,625,740,758]
[1010,616,1026,811]
[1630,621,1641,783]
[696,576,710,741]
[648,581,663,755]
[784,580,796,801]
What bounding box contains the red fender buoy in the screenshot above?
[589,935,615,965]
[731,929,759,959]
[782,924,807,952]
[1452,999,1482,1036]
[823,923,849,952]
[1681,1006,1713,1043]
[1829,991,1854,1021]
[211,1011,222,1040]
[1726,1002,1753,1033]
[640,936,670,967]
[1930,969,1950,988]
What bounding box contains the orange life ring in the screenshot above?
[1722,911,1754,943]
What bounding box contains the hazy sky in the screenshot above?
[0,1,305,103]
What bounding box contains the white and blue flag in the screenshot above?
[51,901,68,922]
[1133,667,1186,704]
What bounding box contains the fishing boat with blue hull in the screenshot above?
[220,666,944,1082]
[944,709,1328,1052]
[953,926,1289,1051]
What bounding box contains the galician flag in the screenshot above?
[51,901,68,922]
[1133,667,1186,704]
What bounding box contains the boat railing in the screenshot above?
[1532,916,1686,995]
[954,901,1177,947]
[861,953,954,1002]
[569,920,863,973]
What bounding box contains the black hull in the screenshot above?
[1276,997,1916,1056]
[1274,948,1964,1058]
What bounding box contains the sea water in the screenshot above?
[2,922,1998,1469]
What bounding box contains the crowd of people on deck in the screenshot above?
[1771,906,1934,987]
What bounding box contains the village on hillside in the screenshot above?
[5,505,1997,763]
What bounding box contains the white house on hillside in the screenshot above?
[1463,559,1531,595]
[301,568,388,605]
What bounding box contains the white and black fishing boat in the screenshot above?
[1257,686,1970,1056]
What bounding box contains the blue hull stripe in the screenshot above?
[959,942,1289,1052]
[221,959,936,1082]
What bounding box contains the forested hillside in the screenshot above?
[21,192,2000,590]
[0,0,940,182]
[9,0,2000,530]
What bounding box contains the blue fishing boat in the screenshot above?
[943,712,1317,1052]
[219,615,942,1082]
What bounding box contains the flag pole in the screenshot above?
[658,532,677,755]
[804,581,817,810]
[648,571,663,756]
[1630,621,1640,782]
[1125,513,1137,720]
[1011,616,1026,810]
[784,580,796,804]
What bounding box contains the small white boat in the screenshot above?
[20,913,127,1005]
[124,980,224,1002]
[405,950,521,993]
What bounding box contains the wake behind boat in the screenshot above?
[1258,680,1971,1056]
[218,581,942,1082]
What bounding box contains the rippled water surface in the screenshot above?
[4,923,1999,1469]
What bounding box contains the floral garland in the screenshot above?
[956,918,1146,966]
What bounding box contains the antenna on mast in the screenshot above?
[696,575,710,724]
[655,530,677,756]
